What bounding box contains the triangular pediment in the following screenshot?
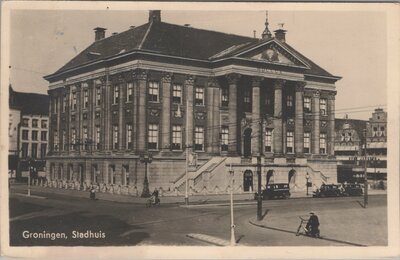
[236,40,310,68]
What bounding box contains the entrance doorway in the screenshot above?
[243,170,253,192]
[288,169,297,190]
[243,128,252,157]
[266,170,274,185]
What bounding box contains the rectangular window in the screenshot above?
[126,123,132,149]
[41,120,47,128]
[148,81,159,102]
[221,87,229,107]
[96,126,101,150]
[22,118,29,127]
[172,125,182,150]
[71,129,76,150]
[320,133,327,154]
[304,132,310,154]
[195,126,204,151]
[22,130,29,140]
[40,144,47,158]
[32,130,38,141]
[286,131,294,153]
[286,95,293,108]
[83,89,89,109]
[113,125,119,149]
[21,143,28,158]
[63,95,67,112]
[62,130,66,150]
[54,130,59,151]
[265,129,273,152]
[172,84,182,104]
[113,85,119,104]
[96,87,101,106]
[31,143,38,158]
[320,98,327,115]
[304,97,311,113]
[221,126,229,152]
[127,83,133,102]
[53,98,58,114]
[83,126,88,150]
[195,87,204,106]
[32,119,38,128]
[72,92,77,110]
[41,131,47,141]
[148,124,159,150]
[244,89,251,103]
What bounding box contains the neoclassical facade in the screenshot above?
[44,11,340,196]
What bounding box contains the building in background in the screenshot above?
[334,108,387,187]
[8,86,50,180]
[43,11,341,196]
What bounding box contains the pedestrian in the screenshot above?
[152,188,159,204]
[90,186,96,200]
[305,211,320,237]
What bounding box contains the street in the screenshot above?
[9,185,387,246]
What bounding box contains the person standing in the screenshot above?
[305,211,320,237]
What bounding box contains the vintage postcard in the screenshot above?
[1,2,399,259]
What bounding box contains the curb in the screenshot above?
[186,233,230,246]
[180,201,256,208]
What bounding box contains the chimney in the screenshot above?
[274,23,287,43]
[94,27,107,41]
[149,10,161,23]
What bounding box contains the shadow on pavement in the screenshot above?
[261,209,270,220]
[356,200,366,208]
[250,221,367,247]
[9,198,51,218]
[10,211,149,246]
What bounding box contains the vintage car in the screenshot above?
[342,183,363,196]
[255,183,291,200]
[313,184,342,198]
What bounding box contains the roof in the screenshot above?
[9,86,49,115]
[50,20,337,79]
[335,118,367,136]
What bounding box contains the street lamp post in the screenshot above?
[305,172,310,196]
[27,158,35,196]
[363,128,368,208]
[229,163,236,246]
[256,121,263,221]
[140,152,153,198]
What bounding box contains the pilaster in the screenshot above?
[161,72,173,151]
[251,77,262,156]
[136,69,148,152]
[327,91,336,156]
[185,75,195,149]
[312,90,320,154]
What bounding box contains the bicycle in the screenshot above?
[146,195,160,207]
[296,216,321,238]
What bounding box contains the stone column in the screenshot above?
[132,76,138,152]
[295,82,305,156]
[226,74,240,155]
[251,77,262,156]
[273,79,285,155]
[327,91,336,156]
[64,86,71,152]
[185,75,195,149]
[161,72,172,151]
[104,75,111,151]
[136,69,148,152]
[212,82,221,154]
[118,77,125,150]
[206,84,214,154]
[76,87,82,151]
[312,90,320,154]
[48,94,54,151]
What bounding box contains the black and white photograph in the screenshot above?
[1,2,399,259]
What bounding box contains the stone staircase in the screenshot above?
[171,157,226,193]
[307,165,330,188]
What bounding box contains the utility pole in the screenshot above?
[229,163,235,246]
[363,128,368,208]
[257,121,262,221]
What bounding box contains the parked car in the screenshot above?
[313,184,342,198]
[342,183,363,196]
[255,183,291,200]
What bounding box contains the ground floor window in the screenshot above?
[320,133,327,154]
[286,131,294,153]
[304,132,310,154]
[221,126,228,152]
[172,125,182,150]
[265,129,273,152]
[194,126,204,151]
[148,124,159,150]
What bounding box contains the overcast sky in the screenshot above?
[9,9,387,120]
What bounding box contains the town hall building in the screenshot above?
[44,11,340,196]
